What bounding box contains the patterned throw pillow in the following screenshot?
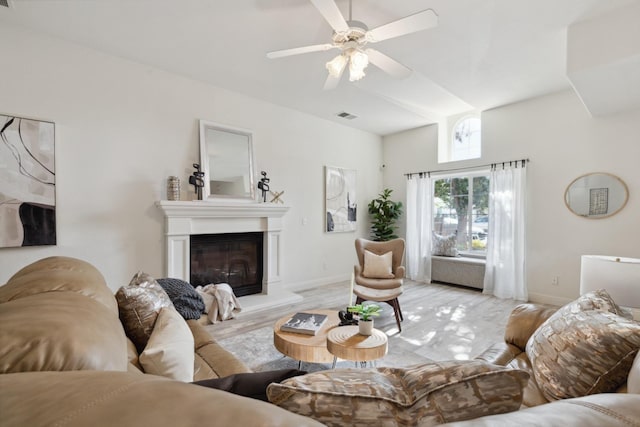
[432,232,458,257]
[115,271,173,353]
[526,290,640,401]
[267,360,528,427]
[556,288,630,318]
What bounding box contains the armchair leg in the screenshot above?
[390,298,403,332]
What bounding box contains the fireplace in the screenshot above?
[190,232,263,297]
[156,200,293,303]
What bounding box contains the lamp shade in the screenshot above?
[580,255,640,311]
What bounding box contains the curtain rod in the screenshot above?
[404,158,529,178]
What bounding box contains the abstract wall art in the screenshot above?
[325,166,357,233]
[0,115,56,247]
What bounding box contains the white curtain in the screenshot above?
[406,174,433,283]
[483,163,527,300]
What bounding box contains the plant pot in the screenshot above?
[358,319,374,336]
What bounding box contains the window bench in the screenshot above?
[431,255,486,290]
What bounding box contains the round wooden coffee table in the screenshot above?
[327,325,388,368]
[273,309,340,365]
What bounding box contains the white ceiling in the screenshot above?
[1,0,637,135]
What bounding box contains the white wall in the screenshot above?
[383,89,640,305]
[0,24,383,290]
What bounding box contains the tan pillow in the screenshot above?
[139,306,195,382]
[526,309,640,401]
[362,250,394,279]
[267,360,529,427]
[116,271,173,353]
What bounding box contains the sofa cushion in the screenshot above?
[116,271,173,353]
[139,306,195,382]
[266,360,529,427]
[0,371,325,427]
[526,308,640,401]
[0,256,117,313]
[156,278,205,320]
[438,394,640,427]
[362,250,395,279]
[0,292,128,374]
[432,232,458,257]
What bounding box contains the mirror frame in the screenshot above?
[198,120,256,201]
[564,172,629,219]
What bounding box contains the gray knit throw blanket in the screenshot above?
[156,278,206,320]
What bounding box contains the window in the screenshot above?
[451,116,481,161]
[433,172,489,254]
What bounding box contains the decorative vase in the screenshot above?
[358,319,374,336]
[167,176,180,201]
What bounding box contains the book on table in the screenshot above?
[280,312,328,335]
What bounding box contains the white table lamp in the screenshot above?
[580,255,640,319]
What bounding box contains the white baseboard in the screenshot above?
[285,274,350,292]
[238,289,303,314]
[527,292,572,307]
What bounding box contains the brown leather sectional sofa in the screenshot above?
[0,256,322,427]
[1,256,638,426]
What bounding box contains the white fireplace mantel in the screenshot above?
[156,200,291,299]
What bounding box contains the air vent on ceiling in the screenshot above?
[0,0,12,8]
[336,111,357,120]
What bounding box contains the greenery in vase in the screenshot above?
[367,188,403,241]
[347,303,381,321]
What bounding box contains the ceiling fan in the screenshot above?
[266,0,438,90]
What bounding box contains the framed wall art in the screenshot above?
[0,114,56,247]
[325,166,357,233]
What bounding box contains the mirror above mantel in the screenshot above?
[564,172,629,219]
[199,120,256,201]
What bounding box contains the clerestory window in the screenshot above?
[451,116,481,161]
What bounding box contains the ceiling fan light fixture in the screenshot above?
[348,49,368,81]
[326,54,347,77]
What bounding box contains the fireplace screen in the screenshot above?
[190,232,263,297]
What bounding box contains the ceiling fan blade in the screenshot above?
[366,9,438,42]
[309,0,349,33]
[365,49,412,79]
[267,43,336,59]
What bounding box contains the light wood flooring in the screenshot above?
[205,280,529,365]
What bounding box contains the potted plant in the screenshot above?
[368,189,403,241]
[348,303,381,336]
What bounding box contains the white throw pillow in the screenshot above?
[139,306,194,382]
[362,250,394,279]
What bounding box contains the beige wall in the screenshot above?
[383,90,640,305]
[0,24,383,290]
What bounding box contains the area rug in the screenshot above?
[218,326,433,373]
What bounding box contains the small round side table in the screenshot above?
[273,309,340,368]
[327,325,388,368]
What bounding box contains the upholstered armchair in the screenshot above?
[353,238,405,332]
